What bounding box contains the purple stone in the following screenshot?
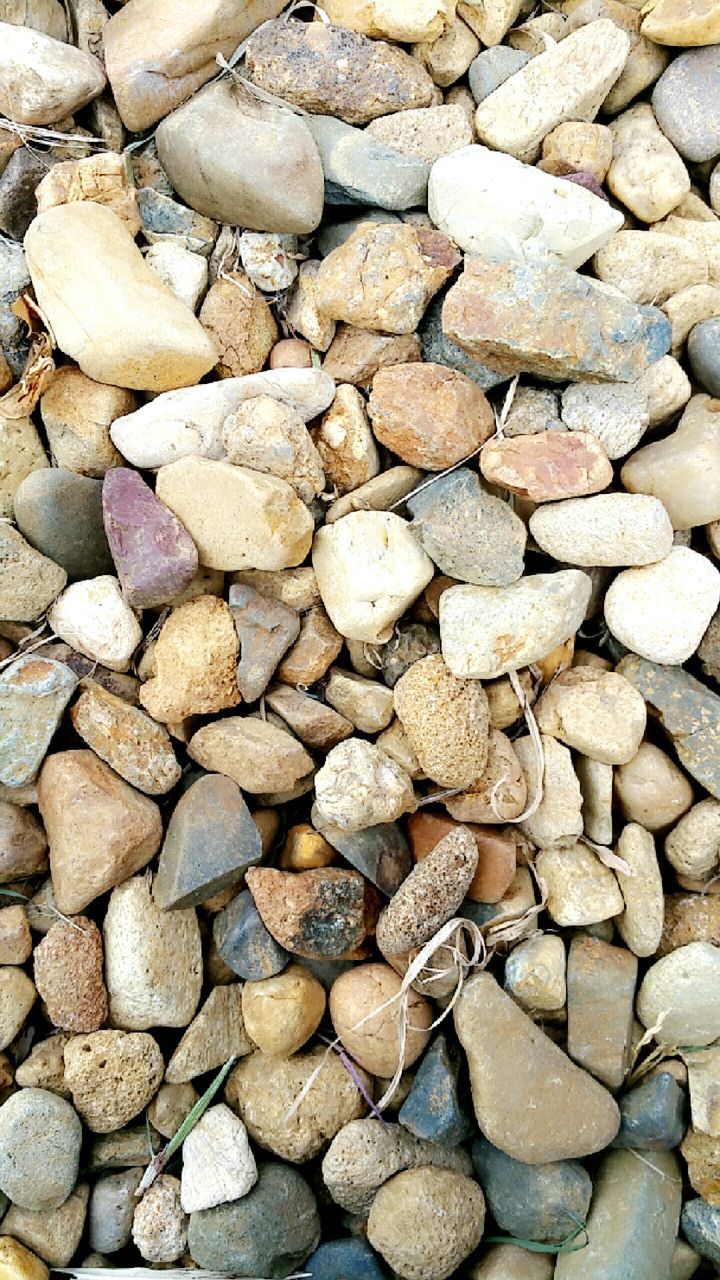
[102,468,198,608]
[560,171,609,202]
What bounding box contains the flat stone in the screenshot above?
[566,936,637,1089]
[407,467,525,585]
[246,865,374,960]
[188,716,313,794]
[139,596,240,723]
[604,546,720,665]
[165,984,253,1084]
[311,806,411,896]
[187,1162,319,1276]
[472,1138,592,1244]
[155,774,261,911]
[1,1182,89,1267]
[621,394,720,531]
[33,915,106,1033]
[101,467,198,608]
[15,1032,71,1095]
[0,1088,81,1210]
[595,231,707,310]
[88,1168,143,1253]
[443,255,669,383]
[0,655,77,788]
[618,654,720,799]
[265,684,352,752]
[246,19,434,124]
[0,525,66,622]
[653,48,720,164]
[367,1167,485,1280]
[615,822,665,958]
[0,21,105,125]
[366,105,472,165]
[369,366,494,471]
[0,801,47,881]
[88,1126,162,1171]
[480,431,612,503]
[614,1073,686,1150]
[608,103,689,224]
[530,493,672,567]
[48,576,142,673]
[226,583,299,703]
[638,942,720,1046]
[306,116,429,210]
[213,888,289,981]
[275,606,342,687]
[455,972,620,1162]
[399,1034,473,1146]
[70,684,181,796]
[535,667,646,763]
[538,843,624,926]
[180,1104,256,1214]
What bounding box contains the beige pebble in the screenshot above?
[330,962,432,1076]
[324,668,394,735]
[315,738,415,832]
[180,1103,256,1213]
[48,577,142,673]
[504,933,566,1013]
[165,985,254,1084]
[64,1029,163,1133]
[368,1167,485,1280]
[0,967,35,1050]
[607,103,689,223]
[445,729,527,824]
[138,596,239,725]
[665,800,720,879]
[515,734,583,850]
[132,1174,186,1264]
[615,742,694,832]
[314,384,380,497]
[221,395,325,503]
[535,667,646,764]
[393,653,490,789]
[537,842,624,927]
[615,823,664,958]
[241,964,325,1056]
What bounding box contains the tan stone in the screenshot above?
[241,964,325,1056]
[132,1173,186,1263]
[614,823,664,958]
[0,1237,49,1280]
[535,667,646,764]
[16,1034,72,1096]
[539,121,613,183]
[265,683,353,751]
[222,395,324,503]
[64,1029,163,1132]
[607,104,689,223]
[275,607,342,686]
[286,261,336,353]
[480,431,612,504]
[413,15,479,88]
[367,1167,485,1280]
[0,416,48,520]
[37,750,162,915]
[70,684,181,796]
[468,1245,554,1280]
[314,384,379,497]
[593,230,707,306]
[326,465,422,525]
[0,21,105,125]
[138,597,239,724]
[324,668,394,735]
[651,215,720,288]
[393,653,489,789]
[366,104,472,165]
[681,1128,720,1204]
[35,152,140,233]
[188,717,314,794]
[641,0,720,45]
[148,1082,197,1139]
[280,824,335,872]
[0,905,30,965]
[576,755,613,845]
[165,985,254,1083]
[232,566,321,614]
[199,273,277,379]
[322,1117,472,1215]
[659,893,720,958]
[321,0,454,42]
[566,936,637,1090]
[615,742,694,832]
[314,738,416,831]
[663,284,720,357]
[665,799,720,879]
[330,962,432,1076]
[33,916,107,1032]
[621,394,720,531]
[504,933,566,1013]
[537,842,624,927]
[0,967,35,1049]
[323,324,422,385]
[376,717,425,780]
[515,734,583,850]
[40,366,130,477]
[445,729,527,825]
[1,1183,89,1267]
[368,361,494,470]
[408,812,516,904]
[459,0,521,44]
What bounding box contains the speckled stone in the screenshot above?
[407,467,525,586]
[681,1197,720,1268]
[246,866,376,960]
[618,655,720,800]
[472,1138,592,1244]
[398,1034,473,1146]
[0,655,77,788]
[653,47,720,164]
[187,1162,320,1275]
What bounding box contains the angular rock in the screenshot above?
[538,843,624,927]
[246,865,374,960]
[180,1104,256,1213]
[566,936,637,1089]
[323,0,453,41]
[0,21,105,125]
[594,230,707,308]
[155,774,262,911]
[199,272,277,380]
[0,525,66,622]
[40,365,129,479]
[311,807,411,896]
[187,1163,319,1276]
[480,431,612,503]
[64,1029,163,1133]
[604,546,720,665]
[398,1032,472,1146]
[1,1182,89,1267]
[368,366,494,471]
[0,801,47,881]
[146,240,208,311]
[188,717,313,794]
[614,1073,686,1151]
[306,116,429,210]
[139,596,240,723]
[618,654,720,799]
[136,187,217,254]
[0,1088,80,1211]
[561,380,650,461]
[33,915,107,1033]
[535,667,646,764]
[70,684,181,796]
[102,468,197,607]
[131,1174,186,1263]
[222,395,324,503]
[165,985,253,1084]
[315,737,415,832]
[0,655,77,788]
[682,1197,720,1267]
[445,728,528,825]
[213,888,289,981]
[35,152,140,233]
[409,468,525,585]
[265,684,352,752]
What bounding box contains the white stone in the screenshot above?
[314,738,416,832]
[561,381,650,460]
[474,20,631,163]
[238,232,298,293]
[576,755,613,845]
[604,546,720,665]
[323,0,455,42]
[180,1104,257,1213]
[685,1046,720,1137]
[593,230,708,306]
[459,0,522,45]
[439,572,592,680]
[428,145,622,269]
[635,355,691,428]
[615,823,664,959]
[0,20,105,124]
[529,493,673,566]
[285,261,337,352]
[312,511,434,644]
[145,242,208,312]
[535,668,647,765]
[48,576,142,673]
[515,734,584,851]
[665,799,720,879]
[650,216,720,289]
[537,843,624,927]
[637,942,720,1047]
[504,934,566,1012]
[607,104,689,224]
[110,368,336,468]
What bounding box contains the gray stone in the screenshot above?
[653,48,720,164]
[399,1034,474,1146]
[407,466,525,586]
[0,149,59,240]
[469,47,530,105]
[155,773,262,911]
[187,1161,320,1276]
[311,803,412,895]
[88,1168,143,1253]
[681,1198,720,1268]
[213,888,289,981]
[555,1150,681,1280]
[0,654,77,787]
[566,936,637,1091]
[381,621,440,689]
[0,235,30,376]
[306,115,429,210]
[14,469,114,582]
[618,655,720,800]
[0,1087,81,1211]
[471,1138,592,1244]
[228,582,300,703]
[612,1073,686,1151]
[419,292,506,391]
[317,209,400,257]
[136,187,217,254]
[688,318,720,398]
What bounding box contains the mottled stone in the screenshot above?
[102,468,197,607]
[535,667,646,764]
[393,654,489,789]
[614,1073,686,1150]
[0,1088,80,1211]
[246,866,374,960]
[222,395,324,503]
[0,525,66,623]
[0,656,77,788]
[187,1163,319,1276]
[538,842,624,926]
[40,366,129,478]
[155,774,261,911]
[366,104,472,166]
[139,596,240,723]
[181,1103,256,1214]
[323,323,421,385]
[618,654,720,800]
[33,915,107,1033]
[0,414,48,520]
[660,893,720,957]
[70,684,181,796]
[682,1197,720,1267]
[472,1138,591,1244]
[64,1029,163,1133]
[306,116,429,210]
[407,467,525,585]
[136,187,217,254]
[480,431,612,503]
[132,1173,186,1263]
[1,1182,89,1267]
[369,365,493,471]
[377,827,477,956]
[322,1116,471,1213]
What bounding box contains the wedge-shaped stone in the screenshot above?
[165,986,254,1084]
[154,774,262,911]
[0,21,105,125]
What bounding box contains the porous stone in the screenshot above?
[660,893,720,957]
[0,1088,80,1210]
[138,596,239,724]
[530,493,672,567]
[0,655,77,788]
[306,116,429,210]
[666,800,720,879]
[0,21,105,125]
[33,915,107,1033]
[180,1104,256,1214]
[330,963,432,1076]
[377,827,478,956]
[534,667,646,764]
[537,843,624,927]
[246,865,374,960]
[188,717,313,794]
[222,395,324,503]
[367,1168,485,1280]
[314,738,415,832]
[70,685,181,796]
[165,985,253,1084]
[393,654,489,790]
[199,273,277,380]
[0,525,66,622]
[64,1029,163,1133]
[0,965,35,1048]
[605,546,720,665]
[638,942,720,1047]
[561,379,651,459]
[132,1174,186,1264]
[480,431,612,503]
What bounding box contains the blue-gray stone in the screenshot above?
[299,956,356,991]
[399,1033,474,1146]
[154,773,262,911]
[317,209,400,257]
[136,188,217,254]
[459,899,496,926]
[612,1073,686,1151]
[0,653,77,788]
[419,292,506,391]
[472,1138,592,1244]
[213,889,288,980]
[407,467,526,587]
[311,802,411,895]
[469,47,530,104]
[617,655,720,801]
[305,1237,386,1280]
[653,48,720,164]
[681,1198,720,1267]
[688,317,720,397]
[380,621,440,688]
[306,115,429,211]
[0,150,60,241]
[13,469,114,582]
[0,236,30,376]
[188,1162,320,1277]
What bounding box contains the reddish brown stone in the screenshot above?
[658,893,720,957]
[480,431,613,502]
[33,915,108,1032]
[276,607,343,687]
[245,866,379,960]
[368,363,495,471]
[407,812,517,904]
[323,325,422,386]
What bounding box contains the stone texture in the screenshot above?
[504,933,566,1012]
[228,582,299,702]
[666,799,720,879]
[615,1073,685,1151]
[368,364,494,470]
[139,596,240,723]
[165,985,253,1084]
[0,802,46,881]
[366,105,472,166]
[102,467,198,608]
[322,1116,471,1213]
[408,468,526,584]
[531,493,672,567]
[132,1174,186,1264]
[265,684,352,752]
[213,888,289,981]
[566,936,637,1089]
[199,273,277,380]
[0,415,48,521]
[446,728,527,825]
[605,546,720,665]
[393,654,489,789]
[35,152,139,233]
[246,865,374,960]
[534,667,646,764]
[615,823,664,958]
[88,1168,143,1253]
[653,47,720,164]
[0,966,35,1048]
[1,1183,89,1267]
[0,525,66,622]
[660,893,720,957]
[187,1162,319,1276]
[0,1238,49,1280]
[377,827,478,955]
[367,1168,485,1280]
[608,103,689,223]
[48,576,141,673]
[188,717,313,794]
[306,116,429,210]
[70,684,181,796]
[330,963,432,1076]
[638,942,720,1047]
[155,774,261,911]
[619,654,720,800]
[314,737,415,831]
[33,915,107,1033]
[223,395,324,503]
[0,655,77,788]
[0,21,105,125]
[0,1088,80,1210]
[472,1138,591,1244]
[480,431,612,503]
[399,1033,473,1146]
[540,120,613,182]
[40,366,129,478]
[615,741,694,831]
[64,1029,163,1133]
[180,1104,256,1214]
[621,394,720,531]
[537,843,624,927]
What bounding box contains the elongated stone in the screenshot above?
[102,468,198,608]
[154,774,262,911]
[0,656,77,788]
[480,431,613,502]
[566,936,637,1090]
[70,684,181,796]
[306,115,429,210]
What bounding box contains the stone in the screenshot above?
[326,465,423,525]
[303,1238,385,1280]
[233,564,320,613]
[0,1088,81,1210]
[0,236,30,378]
[246,865,374,960]
[429,144,621,269]
[366,105,472,166]
[615,823,664,958]
[540,120,613,183]
[419,293,504,392]
[480,431,612,503]
[660,893,720,957]
[0,1239,48,1280]
[469,1247,554,1279]
[439,572,591,680]
[33,915,107,1033]
[1,1183,89,1267]
[88,1169,143,1253]
[641,0,720,43]
[241,964,324,1057]
[689,318,720,397]
[280,824,335,873]
[614,1073,686,1150]
[398,1033,473,1145]
[0,655,77,788]
[314,737,416,832]
[88,1126,162,1171]
[534,667,646,763]
[665,285,720,357]
[213,888,289,981]
[70,685,181,796]
[35,152,139,233]
[246,19,434,124]
[139,596,240,723]
[286,261,336,353]
[64,1029,163,1133]
[414,16,480,87]
[148,1083,197,1140]
[468,45,528,104]
[14,469,113,582]
[238,231,298,293]
[38,750,162,914]
[393,655,489,790]
[472,1139,591,1245]
[135,187,217,255]
[604,546,720,665]
[323,669,392,735]
[313,385,378,497]
[0,21,104,125]
[146,241,208,311]
[0,966,34,1047]
[555,1150,681,1280]
[637,942,720,1046]
[323,1116,471,1213]
[321,0,453,41]
[40,366,129,478]
[531,494,672,568]
[666,800,720,879]
[180,1104,256,1214]
[652,216,720,289]
[0,415,48,520]
[561,380,651,459]
[566,936,637,1089]
[638,354,692,427]
[311,808,412,896]
[155,774,261,911]
[155,457,313,572]
[618,654,720,800]
[165,985,253,1084]
[538,843,624,927]
[16,1034,71,1096]
[188,717,313,794]
[265,684,352,752]
[594,230,707,308]
[0,149,61,241]
[377,827,478,956]
[48,576,141,673]
[223,396,324,503]
[0,802,46,881]
[367,1168,485,1280]
[0,525,66,622]
[274,606,341,687]
[608,104,689,223]
[409,813,515,904]
[623,396,720,531]
[474,20,629,163]
[615,741,694,831]
[653,48,720,164]
[102,468,198,608]
[682,1197,720,1267]
[0,903,30,964]
[443,255,669,384]
[187,1162,319,1276]
[199,274,277,380]
[380,621,440,689]
[445,728,527,825]
[103,874,201,1030]
[323,324,421,385]
[682,1127,720,1201]
[132,1174,186,1263]
[330,963,432,1075]
[306,116,429,210]
[504,933,566,1012]
[25,204,217,392]
[411,469,526,586]
[368,366,493,471]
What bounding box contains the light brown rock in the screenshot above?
[615,742,694,832]
[0,803,46,882]
[323,669,393,735]
[199,273,278,379]
[148,1082,198,1139]
[0,967,35,1049]
[241,964,325,1056]
[515,734,583,850]
[40,366,130,478]
[276,606,343,686]
[138,596,239,724]
[266,683,353,750]
[413,15,479,88]
[368,361,494,470]
[607,104,689,223]
[322,1117,472,1214]
[393,653,489,789]
[313,384,379,496]
[0,526,67,623]
[368,1167,485,1280]
[322,0,454,42]
[576,755,613,845]
[33,916,107,1032]
[0,1236,50,1280]
[222,395,325,503]
[445,729,527,824]
[323,324,421,385]
[131,1174,186,1263]
[480,431,612,503]
[0,905,30,965]
[537,842,624,927]
[315,738,415,831]
[1,1183,89,1267]
[165,985,253,1084]
[566,936,637,1090]
[615,823,664,958]
[0,416,48,521]
[70,685,181,796]
[663,284,720,357]
[0,21,105,124]
[366,104,473,164]
[64,1029,163,1132]
[665,799,720,879]
[504,933,566,1012]
[540,121,613,183]
[188,717,314,794]
[377,827,478,955]
[35,152,140,233]
[535,667,646,764]
[15,1033,72,1096]
[330,963,432,1076]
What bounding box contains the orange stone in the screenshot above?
[407,812,517,904]
[480,431,613,502]
[368,362,495,470]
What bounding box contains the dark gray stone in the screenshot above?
[0,150,59,240]
[682,1197,720,1267]
[188,1162,320,1277]
[213,888,289,981]
[469,46,530,104]
[688,317,720,398]
[136,187,217,253]
[0,236,30,376]
[154,773,262,911]
[618,655,720,800]
[306,115,429,210]
[471,1137,592,1244]
[311,802,411,896]
[612,1073,686,1151]
[653,47,720,164]
[381,621,440,689]
[13,469,114,582]
[407,466,526,586]
[399,1033,474,1146]
[228,582,300,703]
[305,1237,385,1280]
[419,292,506,391]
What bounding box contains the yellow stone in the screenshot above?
[280,823,336,871]
[642,0,720,46]
[0,1238,48,1280]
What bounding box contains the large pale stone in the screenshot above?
[365,105,472,166]
[621,394,720,530]
[593,230,707,306]
[315,739,415,831]
[604,546,720,665]
[538,843,624,927]
[188,717,314,795]
[459,0,522,45]
[0,21,105,125]
[322,0,453,41]
[615,823,664,959]
[24,204,217,392]
[561,380,651,459]
[104,875,201,1030]
[641,0,720,46]
[535,667,646,764]
[180,1104,256,1214]
[637,942,720,1047]
[607,104,689,224]
[428,145,622,269]
[529,493,673,566]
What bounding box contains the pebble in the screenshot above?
[621,394,720,530]
[0,20,104,123]
[455,973,620,1162]
[531,493,673,567]
[504,933,566,1012]
[0,525,66,622]
[561,378,651,459]
[660,893,720,956]
[180,1104,256,1214]
[101,467,198,607]
[286,261,336,353]
[540,120,613,183]
[304,1238,385,1280]
[199,273,277,380]
[566,935,637,1088]
[188,717,314,794]
[39,366,129,478]
[538,843,624,927]
[615,741,694,832]
[682,1198,720,1268]
[330,962,432,1075]
[266,683,352,751]
[314,383,379,497]
[213,888,288,981]
[148,1083,197,1140]
[472,1138,591,1244]
[367,1167,485,1280]
[0,801,48,884]
[131,1174,186,1263]
[37,750,162,914]
[276,605,343,685]
[0,1088,81,1210]
[322,1116,472,1213]
[407,467,526,585]
[145,241,208,311]
[398,1033,473,1145]
[246,864,373,960]
[0,964,35,1049]
[154,773,260,911]
[33,915,107,1032]
[446,728,527,825]
[637,942,720,1046]
[311,807,412,895]
[666,799,720,879]
[88,1168,143,1254]
[2,1182,89,1267]
[314,738,415,831]
[229,582,300,701]
[689,316,720,396]
[619,654,720,800]
[393,654,489,788]
[377,827,478,955]
[103,873,201,1030]
[306,116,429,210]
[535,667,646,764]
[70,684,181,797]
[604,546,720,665]
[480,431,612,503]
[371,367,494,472]
[653,47,720,164]
[238,231,297,293]
[0,903,31,964]
[139,596,239,723]
[615,822,665,958]
[187,1162,319,1276]
[470,1246,554,1279]
[165,984,253,1083]
[323,669,392,734]
[241,963,325,1056]
[223,395,325,503]
[0,415,47,521]
[48,576,142,673]
[367,104,472,165]
[607,103,689,223]
[0,1239,49,1280]
[64,1029,163,1133]
[615,1073,686,1151]
[0,655,77,788]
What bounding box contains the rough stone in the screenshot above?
[101,467,198,608]
[0,415,48,520]
[322,1116,471,1213]
[0,965,35,1049]
[199,273,277,380]
[619,654,720,800]
[132,1174,186,1263]
[306,116,429,210]
[480,431,612,503]
[682,1197,720,1268]
[40,366,129,478]
[0,1088,81,1210]
[368,364,494,471]
[538,843,624,927]
[64,1029,163,1133]
[534,667,646,764]
[504,933,566,1012]
[48,576,141,673]
[188,717,313,794]
[138,596,240,724]
[0,525,66,623]
[180,1104,256,1214]
[187,1162,319,1276]
[164,984,253,1084]
[393,654,489,789]
[222,395,324,503]
[608,103,689,223]
[531,493,672,568]
[367,1168,485,1280]
[407,467,526,585]
[213,888,289,982]
[0,21,104,125]
[228,583,300,702]
[33,915,107,1033]
[0,655,77,788]
[366,105,472,166]
[70,684,181,796]
[377,827,478,955]
[246,865,374,960]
